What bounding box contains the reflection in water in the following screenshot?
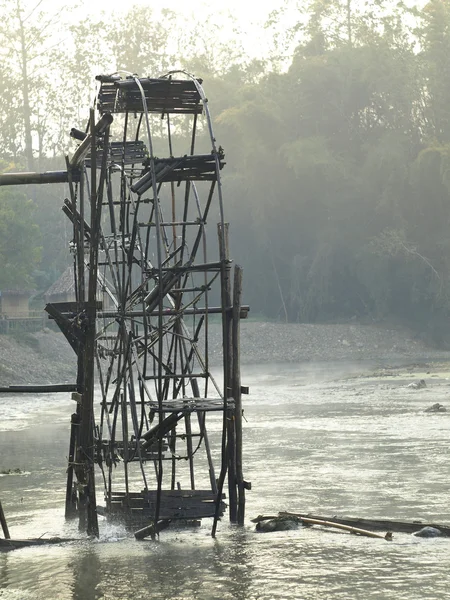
[1,362,450,599]
[70,549,102,600]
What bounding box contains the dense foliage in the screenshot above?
[0,165,41,289]
[2,0,450,337]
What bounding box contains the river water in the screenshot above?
[1,361,450,600]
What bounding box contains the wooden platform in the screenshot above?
[146,398,234,413]
[86,140,148,168]
[106,489,225,522]
[130,153,225,195]
[96,76,203,115]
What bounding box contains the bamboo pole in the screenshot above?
[224,224,238,523]
[65,413,79,518]
[64,153,83,523]
[0,171,73,186]
[185,413,196,490]
[212,222,236,536]
[76,108,105,538]
[263,513,394,540]
[232,265,245,525]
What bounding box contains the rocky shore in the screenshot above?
[1,321,450,386]
[232,321,450,365]
[0,330,77,385]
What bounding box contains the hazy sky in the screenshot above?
[73,0,427,60]
[81,0,280,21]
[73,0,282,59]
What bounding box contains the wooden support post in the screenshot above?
[0,500,10,539]
[185,413,196,490]
[212,222,237,536]
[223,226,237,524]
[227,412,237,523]
[74,108,107,538]
[232,265,245,525]
[78,168,85,303]
[65,412,79,518]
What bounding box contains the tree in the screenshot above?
[417,0,450,143]
[0,0,72,167]
[107,6,176,76]
[0,171,41,289]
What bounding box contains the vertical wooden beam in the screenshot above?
[78,168,86,302]
[232,265,245,525]
[185,413,196,490]
[223,226,238,523]
[65,412,79,518]
[64,156,83,520]
[76,108,105,537]
[212,222,237,536]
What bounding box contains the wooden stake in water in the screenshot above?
[0,500,10,539]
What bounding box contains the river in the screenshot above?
[1,361,450,600]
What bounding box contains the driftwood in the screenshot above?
[135,519,171,540]
[0,537,77,552]
[252,513,392,540]
[253,511,450,536]
[280,513,392,540]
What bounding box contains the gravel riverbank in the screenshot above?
[1,321,450,386]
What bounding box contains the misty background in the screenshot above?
[0,0,448,342]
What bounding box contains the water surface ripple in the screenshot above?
[1,361,450,599]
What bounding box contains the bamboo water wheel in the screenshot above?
[0,72,248,537]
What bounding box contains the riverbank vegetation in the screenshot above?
[1,0,450,338]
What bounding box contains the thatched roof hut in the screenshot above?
[44,267,76,304]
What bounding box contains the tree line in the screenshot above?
[1,0,450,339]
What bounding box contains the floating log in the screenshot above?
[0,537,77,552]
[261,511,450,536]
[252,514,392,540]
[280,513,392,540]
[135,519,171,540]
